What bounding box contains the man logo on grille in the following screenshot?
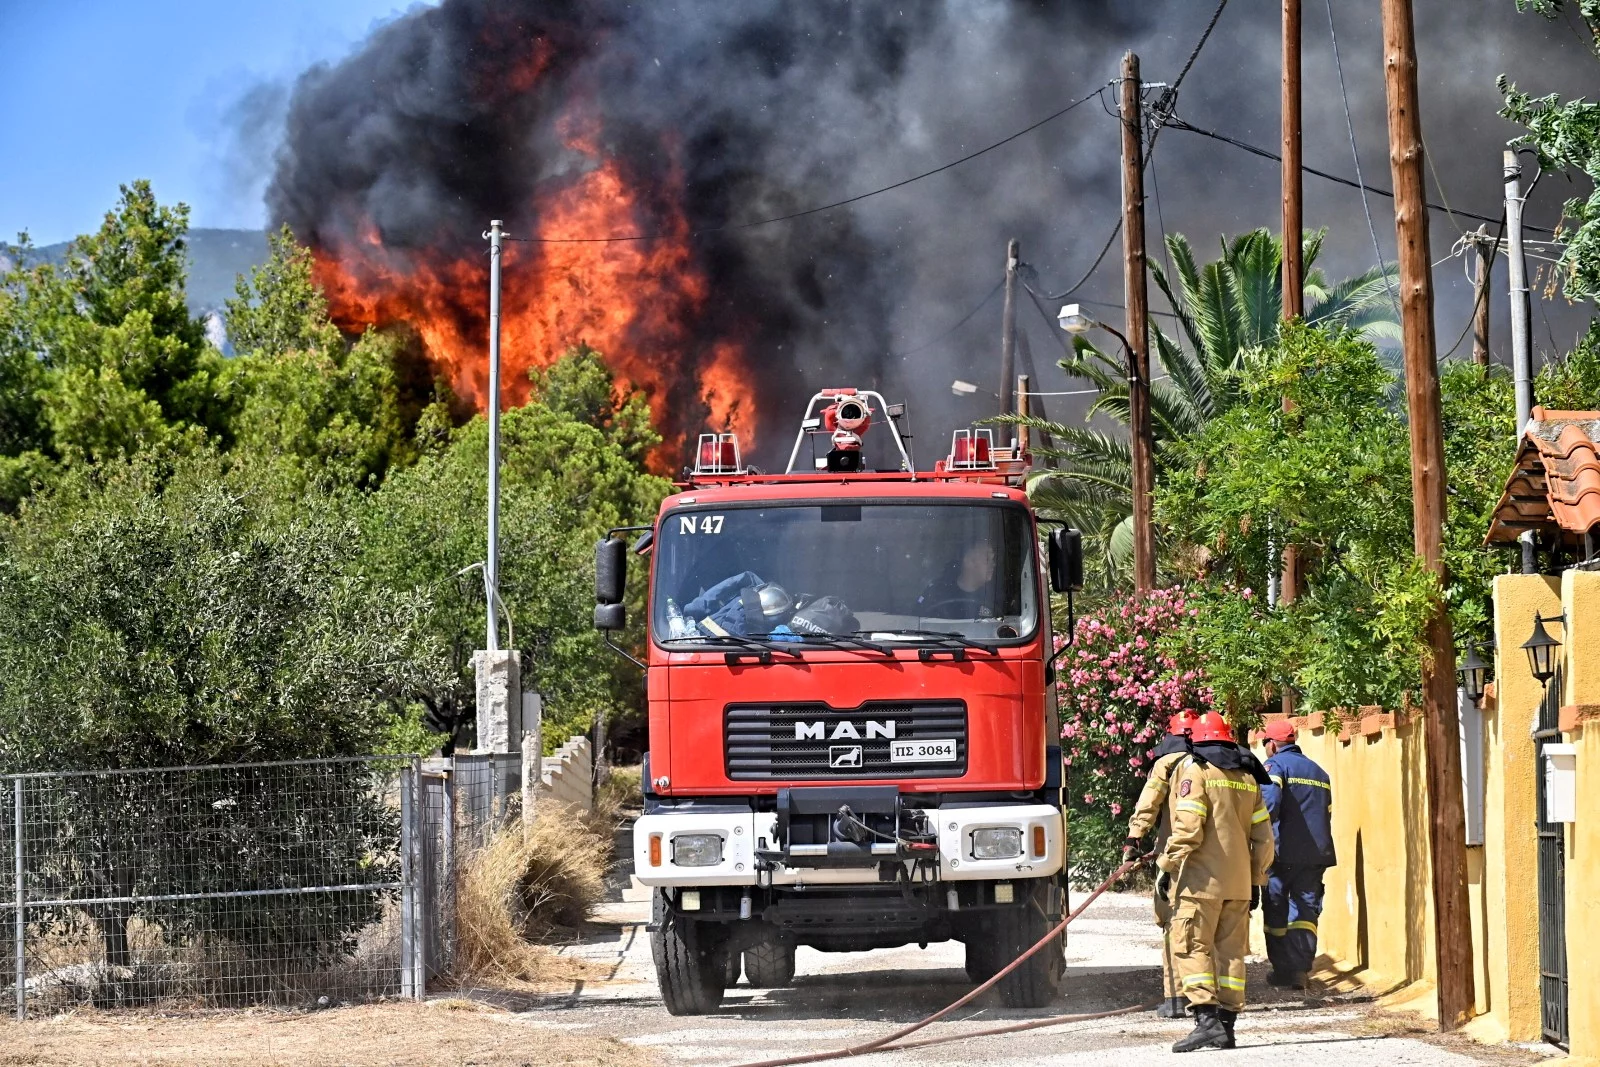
[829,745,863,769]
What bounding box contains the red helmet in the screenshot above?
[1167,710,1200,737]
[1189,711,1235,744]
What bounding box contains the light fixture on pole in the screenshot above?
[1456,643,1492,703]
[1522,612,1565,686]
[1059,302,1154,591]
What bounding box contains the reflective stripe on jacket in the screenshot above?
[1262,744,1336,867]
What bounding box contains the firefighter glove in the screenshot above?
[1156,872,1172,900]
[1250,885,1261,912]
[1121,836,1143,856]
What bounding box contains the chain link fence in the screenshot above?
[2,756,429,1018]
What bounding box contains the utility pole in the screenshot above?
[472,219,520,759]
[1282,0,1304,321]
[1000,238,1020,419]
[1279,0,1304,717]
[1505,151,1537,573]
[1380,0,1476,1030]
[1121,51,1156,593]
[1016,374,1031,453]
[1471,226,1493,368]
[486,219,504,652]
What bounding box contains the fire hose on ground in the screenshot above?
[725,852,1158,1067]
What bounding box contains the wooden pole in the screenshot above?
[1017,374,1031,454]
[1282,0,1304,320]
[1121,51,1156,594]
[1472,226,1492,367]
[1380,0,1476,1030]
[1000,239,1020,418]
[1279,0,1304,718]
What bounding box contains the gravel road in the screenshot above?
[503,889,1530,1066]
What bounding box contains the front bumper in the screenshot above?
[631,803,1064,887]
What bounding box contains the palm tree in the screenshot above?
[1016,229,1398,586]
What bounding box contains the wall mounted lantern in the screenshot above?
[1456,643,1492,703]
[1522,612,1566,687]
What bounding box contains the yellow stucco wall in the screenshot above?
[1293,715,1435,997]
[1278,574,1557,1044]
[1560,569,1600,1065]
[1468,574,1559,1043]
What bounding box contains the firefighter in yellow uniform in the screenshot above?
[1123,710,1199,1018]
[1156,712,1275,1053]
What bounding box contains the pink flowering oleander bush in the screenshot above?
[1056,587,1213,885]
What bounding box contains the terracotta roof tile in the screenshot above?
[1486,407,1600,546]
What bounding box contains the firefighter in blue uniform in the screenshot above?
[1257,719,1336,988]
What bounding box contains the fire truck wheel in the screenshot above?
[994,883,1063,1009]
[650,890,728,1015]
[964,926,1001,984]
[743,941,797,988]
[724,949,743,986]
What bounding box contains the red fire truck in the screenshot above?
[593,388,1082,1014]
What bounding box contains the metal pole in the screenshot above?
[1505,153,1537,574]
[1000,239,1020,419]
[442,763,456,974]
[485,219,504,651]
[13,781,22,1021]
[410,758,425,996]
[1382,0,1475,1028]
[1121,52,1156,593]
[399,764,415,999]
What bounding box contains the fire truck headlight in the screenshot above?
[970,827,1024,861]
[672,833,725,867]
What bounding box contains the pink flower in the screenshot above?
[1110,802,1123,816]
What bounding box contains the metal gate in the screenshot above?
[1535,666,1569,1048]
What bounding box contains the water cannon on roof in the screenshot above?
[785,388,914,474]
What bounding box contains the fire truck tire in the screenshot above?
[994,884,1063,1009]
[964,926,1001,984]
[650,890,728,1015]
[743,941,797,988]
[724,949,743,986]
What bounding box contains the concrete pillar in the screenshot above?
[471,649,520,755]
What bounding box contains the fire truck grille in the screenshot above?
[724,702,968,780]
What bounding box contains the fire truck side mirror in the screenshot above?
[595,538,627,607]
[1048,528,1084,594]
[594,602,627,631]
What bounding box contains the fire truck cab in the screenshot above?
[593,389,1083,1014]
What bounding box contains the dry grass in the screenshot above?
[594,765,642,822]
[0,1001,655,1066]
[452,812,611,987]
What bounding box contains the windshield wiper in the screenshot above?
[763,632,894,657]
[851,629,999,655]
[660,634,803,662]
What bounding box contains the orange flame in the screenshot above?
[309,104,754,469]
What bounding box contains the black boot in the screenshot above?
[1217,1008,1238,1049]
[1156,996,1187,1018]
[1172,1006,1231,1053]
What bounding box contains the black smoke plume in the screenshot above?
[268,0,1596,463]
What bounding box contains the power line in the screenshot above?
[1166,117,1558,236]
[888,279,1004,359]
[1015,0,1231,306]
[1323,0,1397,313]
[503,87,1108,245]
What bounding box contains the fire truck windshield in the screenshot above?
[652,503,1038,645]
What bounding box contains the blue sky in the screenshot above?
[0,0,429,245]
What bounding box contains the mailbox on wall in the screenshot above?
[1545,743,1578,825]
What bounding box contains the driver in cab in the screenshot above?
[917,540,996,618]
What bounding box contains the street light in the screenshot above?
[1057,304,1137,378]
[1456,643,1492,703]
[1522,612,1565,686]
[1059,302,1154,592]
